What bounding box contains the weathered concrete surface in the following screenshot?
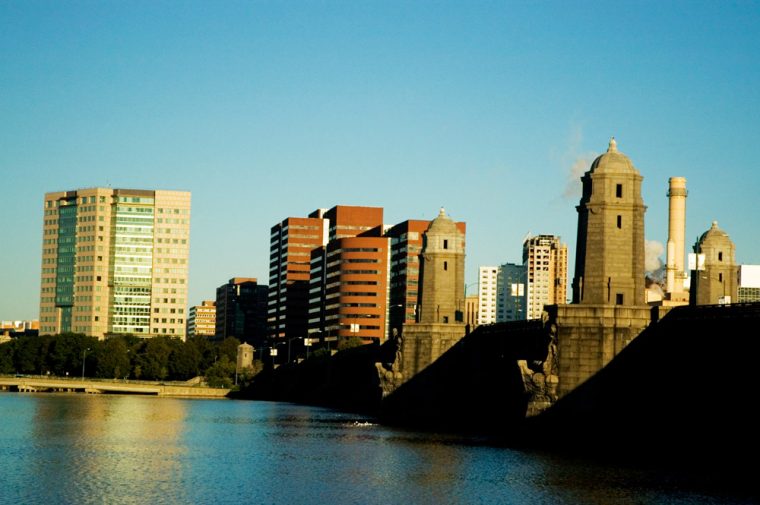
[526,303,760,469]
[550,304,657,397]
[379,319,553,432]
[379,322,467,391]
[0,376,229,397]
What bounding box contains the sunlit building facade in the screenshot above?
[308,206,388,344]
[187,300,216,338]
[523,234,567,319]
[39,188,191,339]
[267,214,328,342]
[477,266,498,325]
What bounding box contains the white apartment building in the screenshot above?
[477,266,499,325]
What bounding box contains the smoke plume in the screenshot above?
[563,155,596,199]
[645,239,666,283]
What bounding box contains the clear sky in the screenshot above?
[2,1,759,320]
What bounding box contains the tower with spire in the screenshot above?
[416,207,466,324]
[691,221,738,306]
[572,137,647,306]
[394,207,468,381]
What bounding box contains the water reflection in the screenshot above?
[0,395,752,505]
[26,395,188,504]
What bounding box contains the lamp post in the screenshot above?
[464,281,479,327]
[464,281,479,298]
[81,348,90,380]
[269,347,278,367]
[304,337,312,359]
[389,303,404,335]
[287,336,302,363]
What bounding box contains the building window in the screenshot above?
[443,239,448,249]
[616,184,623,198]
[444,261,448,271]
[616,293,624,305]
[719,273,723,282]
[617,215,622,229]
[718,252,723,262]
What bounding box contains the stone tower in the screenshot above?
[691,221,738,305]
[236,342,254,373]
[392,208,467,382]
[417,208,466,323]
[572,138,646,306]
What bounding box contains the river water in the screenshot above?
[0,394,750,504]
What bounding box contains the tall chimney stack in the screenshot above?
[665,177,687,295]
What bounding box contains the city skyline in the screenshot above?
[2,2,760,320]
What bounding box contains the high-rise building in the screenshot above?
[39,188,191,339]
[386,220,428,335]
[523,235,567,319]
[498,262,527,321]
[267,214,328,342]
[324,205,384,241]
[572,138,645,306]
[691,222,738,306]
[477,266,499,325]
[307,205,388,344]
[280,205,466,348]
[738,265,760,303]
[476,262,527,323]
[318,235,390,344]
[215,278,268,345]
[187,300,216,338]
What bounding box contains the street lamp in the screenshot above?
[287,336,302,363]
[269,347,278,367]
[389,303,404,333]
[304,337,312,359]
[464,282,479,326]
[464,281,479,297]
[81,347,90,380]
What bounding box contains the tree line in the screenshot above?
[0,333,255,387]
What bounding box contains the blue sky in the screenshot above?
[2,1,759,320]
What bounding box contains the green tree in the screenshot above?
[94,337,130,379]
[134,337,172,380]
[13,335,52,374]
[48,333,96,377]
[216,337,241,363]
[167,338,201,380]
[187,336,216,372]
[0,341,14,374]
[204,355,235,388]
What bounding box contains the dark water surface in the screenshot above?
[0,394,751,504]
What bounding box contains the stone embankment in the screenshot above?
[0,376,229,397]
